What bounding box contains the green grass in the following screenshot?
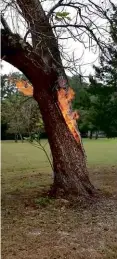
[84,138,117,165]
[1,138,117,173]
[1,139,117,259]
[1,140,51,172]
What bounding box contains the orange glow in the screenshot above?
[14,78,80,142]
[15,80,33,96]
[58,88,80,142]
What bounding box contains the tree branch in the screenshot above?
[52,23,104,51]
[1,14,12,34]
[1,29,45,81]
[16,0,63,70]
[23,29,31,42]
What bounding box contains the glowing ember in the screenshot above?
[58,88,80,142]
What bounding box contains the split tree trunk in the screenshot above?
[1,23,95,198]
[32,73,95,197]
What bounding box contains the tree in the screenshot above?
[93,2,117,88]
[88,78,117,137]
[1,74,17,100]
[69,75,91,136]
[89,2,117,137]
[1,0,113,197]
[1,74,42,141]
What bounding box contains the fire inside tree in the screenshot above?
[13,76,93,197]
[15,79,81,143]
[1,0,113,197]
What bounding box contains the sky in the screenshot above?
[1,0,112,78]
[1,47,99,77]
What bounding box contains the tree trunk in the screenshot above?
[95,131,99,139]
[14,133,18,143]
[19,133,24,143]
[32,74,95,198]
[89,131,93,139]
[1,30,95,198]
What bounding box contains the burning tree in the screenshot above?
[1,0,113,197]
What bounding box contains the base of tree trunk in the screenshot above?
[49,178,97,199]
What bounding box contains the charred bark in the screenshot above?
[1,10,96,198]
[33,77,95,197]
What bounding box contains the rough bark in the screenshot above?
[16,0,64,73]
[33,80,95,197]
[1,10,95,198]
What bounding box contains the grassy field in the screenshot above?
[1,139,117,259]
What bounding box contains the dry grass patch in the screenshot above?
[2,165,117,259]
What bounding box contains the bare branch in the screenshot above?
[53,23,103,50]
[1,0,114,78]
[1,28,45,81]
[1,14,12,34]
[23,29,31,42]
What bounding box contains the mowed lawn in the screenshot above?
[1,139,117,259]
[2,138,117,172]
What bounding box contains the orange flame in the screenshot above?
[15,80,33,96]
[14,78,80,142]
[58,88,80,142]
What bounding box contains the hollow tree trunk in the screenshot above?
[32,74,95,197]
[1,28,95,198]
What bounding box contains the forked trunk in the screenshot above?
[32,72,95,198]
[1,31,95,198]
[1,0,96,199]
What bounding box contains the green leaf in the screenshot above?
[55,12,71,21]
[56,11,70,18]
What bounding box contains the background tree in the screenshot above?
[1,73,43,141]
[89,2,117,137]
[87,80,117,138]
[1,74,17,100]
